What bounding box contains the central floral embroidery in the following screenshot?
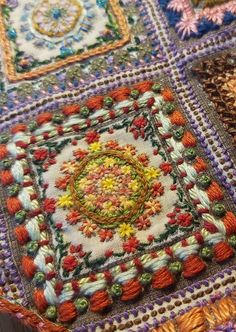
[56,140,162,240]
[32,0,82,37]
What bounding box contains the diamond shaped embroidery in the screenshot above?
[1,81,236,325]
[0,0,129,81]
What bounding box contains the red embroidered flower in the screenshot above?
[147,235,155,243]
[66,211,81,225]
[105,140,119,149]
[85,131,100,144]
[55,175,70,190]
[62,256,78,272]
[135,216,151,230]
[33,148,48,161]
[69,244,86,257]
[160,162,172,175]
[99,229,114,242]
[123,237,140,253]
[137,153,149,166]
[105,249,114,258]
[152,182,164,197]
[177,213,192,227]
[133,117,148,128]
[43,198,56,213]
[73,149,88,160]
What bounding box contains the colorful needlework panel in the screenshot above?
[0,80,236,330]
[0,0,155,81]
[159,0,236,40]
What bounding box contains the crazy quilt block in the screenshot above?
[0,80,236,330]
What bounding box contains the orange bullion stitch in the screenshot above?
[152,296,236,332]
[0,0,130,82]
[0,297,68,332]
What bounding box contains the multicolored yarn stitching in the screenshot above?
[0,80,236,326]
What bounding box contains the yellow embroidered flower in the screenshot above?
[145,167,161,180]
[84,194,96,208]
[78,178,91,190]
[89,142,102,152]
[57,194,73,208]
[118,223,135,238]
[102,201,117,213]
[121,165,132,174]
[121,198,134,210]
[85,161,99,172]
[101,176,117,190]
[128,179,139,192]
[104,157,116,168]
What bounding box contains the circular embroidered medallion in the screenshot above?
[32,0,82,37]
[70,150,149,227]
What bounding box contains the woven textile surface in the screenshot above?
[0,0,236,331]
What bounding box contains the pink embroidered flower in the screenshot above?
[176,13,198,39]
[99,229,114,242]
[167,0,189,12]
[66,210,81,225]
[85,130,100,144]
[123,237,140,253]
[62,255,78,272]
[43,198,56,213]
[33,148,48,161]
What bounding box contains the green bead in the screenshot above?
[197,174,212,190]
[162,102,175,114]
[8,184,20,196]
[212,203,226,218]
[130,89,140,99]
[201,247,213,259]
[184,148,197,161]
[110,283,122,297]
[52,114,64,124]
[139,272,152,286]
[228,235,236,248]
[169,261,182,274]
[14,210,27,224]
[172,127,184,141]
[27,241,39,256]
[1,158,13,169]
[80,106,90,118]
[33,272,46,286]
[28,121,38,132]
[74,297,89,313]
[0,134,9,144]
[104,97,113,107]
[152,83,162,93]
[45,306,57,321]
